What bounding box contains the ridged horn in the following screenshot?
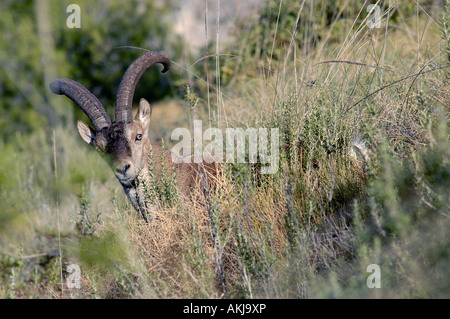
[50,78,112,131]
[115,51,170,123]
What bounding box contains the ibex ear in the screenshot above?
[77,120,96,145]
[136,98,151,131]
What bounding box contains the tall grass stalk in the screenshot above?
[53,130,63,297]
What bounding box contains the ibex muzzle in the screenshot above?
[75,99,152,187]
[51,51,218,218]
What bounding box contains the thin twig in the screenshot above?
[53,130,64,297]
[345,63,450,113]
[315,60,394,72]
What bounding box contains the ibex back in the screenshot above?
[50,51,218,220]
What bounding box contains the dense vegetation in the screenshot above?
[0,0,449,298]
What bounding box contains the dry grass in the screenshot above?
[1,0,449,299]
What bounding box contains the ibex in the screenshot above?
[50,51,218,220]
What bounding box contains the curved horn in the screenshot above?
[115,51,171,123]
[50,78,112,131]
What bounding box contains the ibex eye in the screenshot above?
[136,134,142,142]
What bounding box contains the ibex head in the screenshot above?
[50,51,170,187]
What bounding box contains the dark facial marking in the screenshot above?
[96,122,132,165]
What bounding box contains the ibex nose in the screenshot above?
[116,163,131,175]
